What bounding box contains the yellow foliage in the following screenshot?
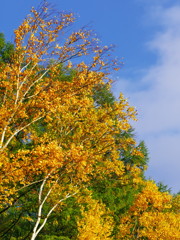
[1,3,179,240]
[0,3,148,239]
[77,194,114,240]
[118,181,180,239]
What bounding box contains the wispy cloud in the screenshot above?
[114,3,180,193]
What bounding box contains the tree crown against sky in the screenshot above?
[1,0,180,194]
[0,1,179,239]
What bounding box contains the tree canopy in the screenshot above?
[0,1,179,239]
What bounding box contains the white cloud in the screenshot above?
[114,3,180,193]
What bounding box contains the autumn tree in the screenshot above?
[1,2,178,240]
[0,2,143,239]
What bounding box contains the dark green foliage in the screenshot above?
[90,177,141,238]
[157,181,171,193]
[41,236,70,240]
[54,64,76,82]
[92,83,115,107]
[48,63,77,83]
[0,187,38,239]
[122,140,148,168]
[38,198,81,240]
[91,178,139,214]
[0,33,14,63]
[0,189,80,240]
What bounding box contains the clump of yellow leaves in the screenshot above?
[118,181,180,240]
[77,192,114,240]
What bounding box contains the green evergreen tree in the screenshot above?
[0,33,14,63]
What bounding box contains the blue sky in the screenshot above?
[1,0,180,193]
